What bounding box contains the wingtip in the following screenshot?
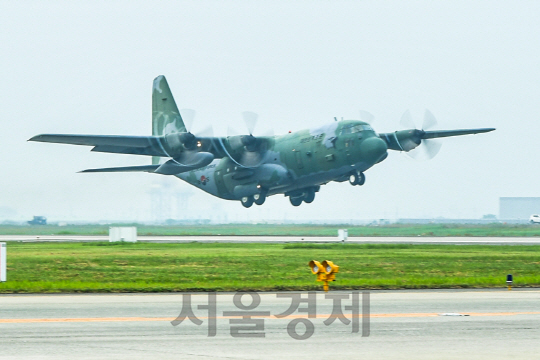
[78,169,98,173]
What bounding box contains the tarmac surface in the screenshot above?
[1,235,540,245]
[1,289,539,359]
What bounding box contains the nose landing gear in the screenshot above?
[349,171,366,186]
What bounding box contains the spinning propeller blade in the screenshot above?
[359,110,375,124]
[398,109,443,160]
[222,111,273,168]
[157,109,215,173]
[242,111,259,135]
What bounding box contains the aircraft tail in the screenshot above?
[152,75,186,164]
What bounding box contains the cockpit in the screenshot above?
[339,124,373,135]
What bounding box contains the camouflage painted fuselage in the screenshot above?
[28,75,494,208]
[177,120,388,201]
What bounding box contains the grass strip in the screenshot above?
[0,242,539,293]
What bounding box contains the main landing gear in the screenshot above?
[349,170,366,186]
[241,196,254,208]
[253,192,266,205]
[288,187,317,207]
[241,190,267,208]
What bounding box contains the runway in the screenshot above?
[1,290,539,359]
[1,235,540,245]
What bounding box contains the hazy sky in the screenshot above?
[1,1,539,223]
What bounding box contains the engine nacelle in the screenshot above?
[384,129,424,152]
[155,152,214,175]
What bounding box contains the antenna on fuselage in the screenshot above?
[334,117,338,122]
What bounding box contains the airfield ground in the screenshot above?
[1,225,539,358]
[1,241,539,293]
[1,290,539,359]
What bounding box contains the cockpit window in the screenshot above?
[340,124,372,135]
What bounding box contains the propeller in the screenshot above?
[359,110,375,125]
[242,111,258,136]
[398,109,442,160]
[156,109,215,174]
[180,108,196,133]
[224,111,272,168]
[179,108,214,146]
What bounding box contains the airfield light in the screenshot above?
[309,260,323,276]
[506,274,513,291]
[197,141,202,147]
[309,260,338,292]
[321,260,339,283]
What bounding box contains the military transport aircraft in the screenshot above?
[29,76,495,208]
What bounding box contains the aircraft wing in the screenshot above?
[29,132,279,172]
[28,134,170,157]
[29,133,231,175]
[29,133,274,163]
[421,128,496,139]
[379,127,495,153]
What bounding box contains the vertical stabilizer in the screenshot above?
[152,75,186,164]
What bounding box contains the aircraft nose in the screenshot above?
[359,136,388,163]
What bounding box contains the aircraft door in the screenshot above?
[295,150,304,169]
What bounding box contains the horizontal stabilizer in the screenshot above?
[80,165,160,173]
[79,160,209,175]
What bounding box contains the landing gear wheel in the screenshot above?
[358,172,366,186]
[304,188,315,203]
[349,171,366,186]
[254,192,266,206]
[241,196,254,208]
[290,196,303,207]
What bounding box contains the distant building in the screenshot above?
[148,180,194,223]
[28,216,47,225]
[499,197,540,220]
